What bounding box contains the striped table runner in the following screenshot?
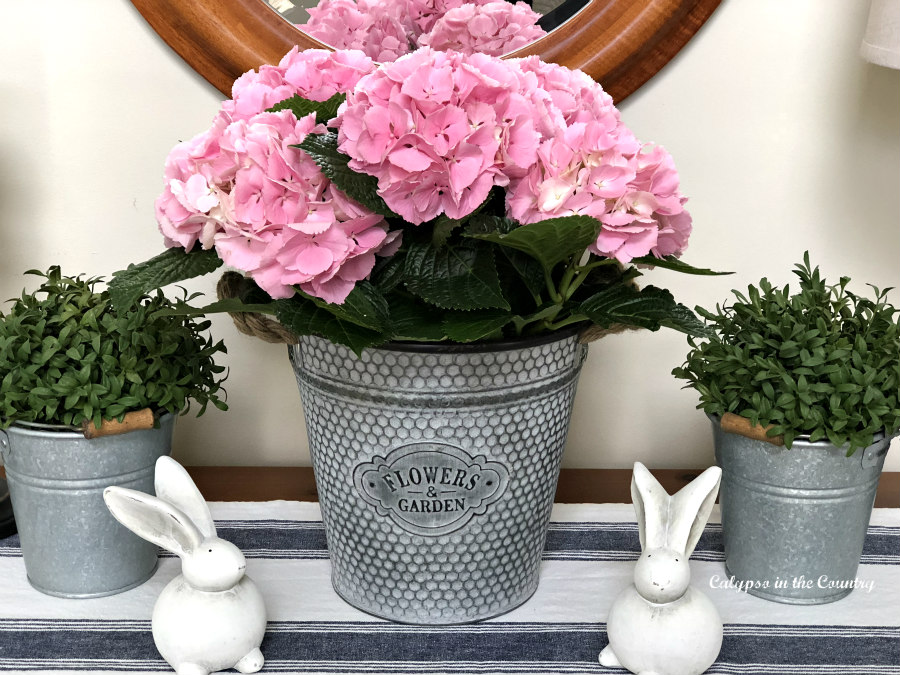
[0,502,897,675]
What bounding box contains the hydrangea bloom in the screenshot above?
[155,50,395,304]
[227,47,377,118]
[337,48,542,223]
[299,0,543,62]
[506,58,692,263]
[157,47,692,307]
[301,0,412,63]
[419,2,546,58]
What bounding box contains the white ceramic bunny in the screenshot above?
[103,456,266,675]
[599,462,723,675]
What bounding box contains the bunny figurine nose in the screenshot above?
[182,539,247,591]
[634,549,690,603]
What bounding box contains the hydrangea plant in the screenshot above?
[112,48,725,354]
[0,268,227,430]
[299,0,546,62]
[673,253,900,454]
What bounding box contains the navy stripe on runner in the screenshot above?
[2,522,898,564]
[0,621,896,673]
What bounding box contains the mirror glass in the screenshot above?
[130,0,721,104]
[262,0,590,60]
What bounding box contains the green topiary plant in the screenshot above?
[0,267,227,430]
[673,253,900,454]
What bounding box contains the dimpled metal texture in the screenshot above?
[290,333,587,624]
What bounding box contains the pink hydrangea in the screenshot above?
[155,50,395,305]
[250,186,399,302]
[300,0,412,63]
[336,49,542,224]
[404,0,498,37]
[225,48,377,122]
[299,0,534,62]
[591,144,692,262]
[504,58,691,262]
[419,2,546,58]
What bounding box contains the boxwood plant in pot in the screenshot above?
[0,267,226,598]
[673,253,900,604]
[112,47,724,624]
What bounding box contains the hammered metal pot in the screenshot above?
[710,414,890,604]
[290,330,588,624]
[0,415,174,598]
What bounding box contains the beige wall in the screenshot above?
[1,0,897,470]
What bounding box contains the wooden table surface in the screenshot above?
[2,467,897,507]
[0,466,900,508]
[181,467,900,508]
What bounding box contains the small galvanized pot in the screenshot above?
[710,415,891,604]
[290,330,587,624]
[0,415,174,598]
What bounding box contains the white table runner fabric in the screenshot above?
[0,502,897,674]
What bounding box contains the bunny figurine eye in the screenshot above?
[183,538,247,592]
[634,548,690,603]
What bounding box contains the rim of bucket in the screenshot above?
[7,412,174,437]
[706,412,891,449]
[336,325,584,354]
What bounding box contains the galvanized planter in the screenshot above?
[290,330,588,624]
[710,415,891,604]
[0,415,174,598]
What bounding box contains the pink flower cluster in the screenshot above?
[156,49,399,304]
[337,49,544,223]
[301,0,411,63]
[419,2,546,57]
[299,0,546,62]
[337,50,691,261]
[156,47,692,306]
[507,58,692,262]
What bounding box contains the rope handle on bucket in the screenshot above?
[215,271,633,346]
[81,409,156,439]
[0,410,155,449]
[720,412,785,447]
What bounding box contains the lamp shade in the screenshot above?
[861,0,900,69]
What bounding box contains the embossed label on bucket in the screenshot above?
[353,443,509,536]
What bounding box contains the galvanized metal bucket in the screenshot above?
[0,415,174,598]
[710,415,890,604]
[290,331,588,624]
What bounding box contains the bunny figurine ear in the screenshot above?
[154,456,217,539]
[668,465,722,557]
[103,487,204,558]
[631,462,670,550]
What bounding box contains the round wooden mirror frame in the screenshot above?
[131,0,720,102]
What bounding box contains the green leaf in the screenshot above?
[466,214,600,271]
[442,310,512,343]
[298,132,398,218]
[268,93,344,124]
[630,255,732,276]
[155,297,279,316]
[659,304,713,337]
[302,281,391,332]
[273,297,384,356]
[431,215,463,247]
[386,295,447,342]
[500,248,545,298]
[370,253,407,294]
[404,240,509,311]
[579,284,702,334]
[109,249,222,309]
